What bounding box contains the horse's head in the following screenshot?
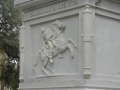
[52,20,66,31]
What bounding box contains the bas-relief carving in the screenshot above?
[33,20,77,75]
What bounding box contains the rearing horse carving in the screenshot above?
[33,20,76,75]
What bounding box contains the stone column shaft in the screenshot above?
[19,22,25,83]
[82,5,93,79]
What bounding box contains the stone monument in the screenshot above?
[15,0,120,90]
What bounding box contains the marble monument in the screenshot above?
[15,0,120,90]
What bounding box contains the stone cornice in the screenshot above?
[14,0,64,10]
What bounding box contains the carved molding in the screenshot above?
[33,20,77,76]
[14,0,64,10]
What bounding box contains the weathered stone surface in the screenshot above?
[16,0,120,90]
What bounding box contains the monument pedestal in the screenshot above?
[15,0,120,90]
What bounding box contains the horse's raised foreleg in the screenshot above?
[59,45,68,53]
[67,44,74,58]
[68,38,77,48]
[59,44,74,58]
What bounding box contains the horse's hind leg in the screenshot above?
[42,58,49,75]
[46,58,54,74]
[43,58,49,68]
[42,67,49,75]
[46,66,54,74]
[42,58,54,75]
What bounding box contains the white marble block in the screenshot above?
[15,0,120,90]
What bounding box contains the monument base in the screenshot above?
[18,88,120,90]
[18,79,120,90]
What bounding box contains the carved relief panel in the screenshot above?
[29,15,83,78]
[33,20,77,76]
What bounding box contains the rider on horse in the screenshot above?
[41,20,66,61]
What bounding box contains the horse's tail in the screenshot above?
[33,50,41,72]
[35,50,42,66]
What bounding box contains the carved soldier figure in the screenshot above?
[41,27,53,55]
[41,20,66,59]
[50,20,66,47]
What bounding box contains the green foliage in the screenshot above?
[0,0,21,59]
[0,0,22,29]
[0,32,19,59]
[0,0,22,90]
[0,59,19,90]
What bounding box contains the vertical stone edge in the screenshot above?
[19,22,26,83]
[82,5,93,79]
